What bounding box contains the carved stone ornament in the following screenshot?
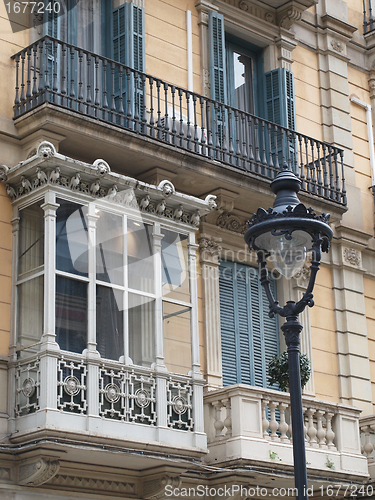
[172,395,188,415]
[37,141,56,159]
[158,179,175,197]
[293,262,311,286]
[93,158,111,175]
[0,165,8,182]
[19,458,60,486]
[216,210,248,234]
[198,233,222,264]
[143,475,182,500]
[277,6,303,29]
[51,474,136,494]
[239,1,249,11]
[343,247,361,267]
[331,39,344,53]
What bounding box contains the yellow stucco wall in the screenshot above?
[310,265,341,402]
[292,45,323,142]
[145,0,200,92]
[348,66,374,234]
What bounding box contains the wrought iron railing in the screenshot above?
[12,36,346,205]
[364,0,375,33]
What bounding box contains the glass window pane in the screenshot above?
[161,229,190,302]
[56,199,88,277]
[127,220,154,293]
[163,302,191,375]
[96,285,124,360]
[17,276,44,350]
[18,202,44,279]
[96,211,123,286]
[56,276,87,353]
[129,293,155,367]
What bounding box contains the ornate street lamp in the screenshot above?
[244,168,333,500]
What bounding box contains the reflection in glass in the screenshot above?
[56,276,87,353]
[233,51,254,113]
[96,285,124,360]
[17,276,44,349]
[96,211,123,286]
[127,220,154,293]
[18,203,44,279]
[161,229,190,301]
[129,293,155,367]
[163,302,191,375]
[56,199,88,276]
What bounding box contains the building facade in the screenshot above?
[1,0,375,497]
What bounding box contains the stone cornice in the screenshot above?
[320,14,357,39]
[1,142,217,229]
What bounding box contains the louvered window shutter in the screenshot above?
[219,262,279,388]
[128,3,145,72]
[208,11,227,104]
[219,264,238,386]
[265,68,296,170]
[113,5,127,65]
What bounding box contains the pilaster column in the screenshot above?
[9,212,19,361]
[195,0,217,97]
[331,227,373,413]
[198,232,222,388]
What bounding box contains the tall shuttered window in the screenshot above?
[219,261,279,388]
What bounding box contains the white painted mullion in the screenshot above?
[40,191,59,347]
[124,214,130,364]
[153,222,165,370]
[86,202,99,353]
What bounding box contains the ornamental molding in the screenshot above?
[343,247,361,267]
[330,39,344,53]
[50,473,136,494]
[2,141,216,229]
[198,233,222,265]
[19,458,60,486]
[143,474,182,500]
[216,211,249,235]
[276,5,303,29]
[293,262,312,288]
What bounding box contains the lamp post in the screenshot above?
[244,168,333,500]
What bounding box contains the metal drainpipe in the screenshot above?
[187,10,194,119]
[350,95,375,191]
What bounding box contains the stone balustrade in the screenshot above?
[204,384,368,478]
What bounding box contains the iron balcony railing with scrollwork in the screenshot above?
[12,36,346,206]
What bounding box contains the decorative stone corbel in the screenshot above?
[18,458,60,486]
[198,233,222,265]
[0,165,9,183]
[142,474,182,500]
[215,210,248,234]
[276,4,304,30]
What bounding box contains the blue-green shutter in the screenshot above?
[265,68,295,129]
[265,68,296,169]
[219,265,237,386]
[219,262,279,388]
[208,11,227,104]
[128,3,145,72]
[113,5,127,65]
